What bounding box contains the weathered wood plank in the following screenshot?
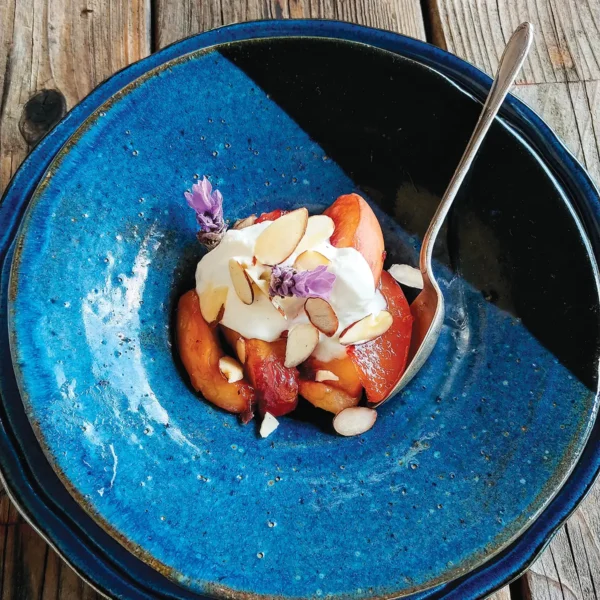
[1,499,49,600]
[514,81,600,186]
[488,586,512,600]
[154,0,426,49]
[0,1,150,598]
[517,483,600,600]
[430,0,600,84]
[0,0,151,194]
[40,548,100,600]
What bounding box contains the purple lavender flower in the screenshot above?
[184,176,227,249]
[269,265,336,300]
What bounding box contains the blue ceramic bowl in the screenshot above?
[2,21,600,600]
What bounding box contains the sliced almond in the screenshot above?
[246,265,276,300]
[254,207,309,265]
[339,311,393,346]
[218,356,244,383]
[315,370,339,383]
[199,285,228,325]
[294,250,331,271]
[284,323,320,368]
[388,264,424,289]
[229,259,254,305]
[255,268,288,317]
[333,407,377,437]
[271,296,287,318]
[295,214,335,254]
[260,412,280,438]
[236,338,246,364]
[304,297,339,337]
[245,268,271,298]
[232,214,257,230]
[253,280,270,297]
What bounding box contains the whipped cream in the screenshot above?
[195,220,386,361]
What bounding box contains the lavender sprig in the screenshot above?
[269,265,336,300]
[184,176,227,249]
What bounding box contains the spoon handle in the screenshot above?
[419,22,534,274]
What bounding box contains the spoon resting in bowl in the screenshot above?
[375,21,534,407]
[333,22,534,434]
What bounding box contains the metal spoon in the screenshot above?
[375,22,534,407]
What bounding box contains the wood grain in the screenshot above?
[517,483,600,599]
[430,0,600,85]
[0,0,151,195]
[514,81,600,185]
[153,0,426,49]
[488,586,513,600]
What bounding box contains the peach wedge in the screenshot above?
[177,290,254,414]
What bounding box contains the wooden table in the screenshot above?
[1,1,599,598]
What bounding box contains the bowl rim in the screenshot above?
[1,18,600,600]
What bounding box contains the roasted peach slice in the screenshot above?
[177,290,254,415]
[324,193,385,284]
[299,356,362,414]
[298,380,359,414]
[347,271,412,403]
[302,356,362,397]
[244,339,299,417]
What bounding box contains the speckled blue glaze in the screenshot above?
[2,20,600,600]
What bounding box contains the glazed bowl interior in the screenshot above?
[8,36,600,598]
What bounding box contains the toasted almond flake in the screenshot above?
[218,356,244,383]
[253,279,270,297]
[229,259,254,305]
[294,250,331,271]
[284,323,320,368]
[304,297,339,337]
[388,264,424,289]
[236,338,246,364]
[339,311,393,346]
[254,208,309,265]
[295,215,335,255]
[199,285,228,325]
[333,407,377,436]
[260,412,280,438]
[232,214,257,230]
[270,295,287,318]
[315,370,339,383]
[245,266,271,298]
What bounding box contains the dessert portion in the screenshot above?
[177,177,416,436]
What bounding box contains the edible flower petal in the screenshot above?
[269,265,336,300]
[184,176,227,248]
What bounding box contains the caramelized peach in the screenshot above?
[298,380,359,414]
[244,339,299,417]
[299,356,362,414]
[177,290,254,415]
[302,356,362,397]
[324,193,385,284]
[348,271,412,403]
